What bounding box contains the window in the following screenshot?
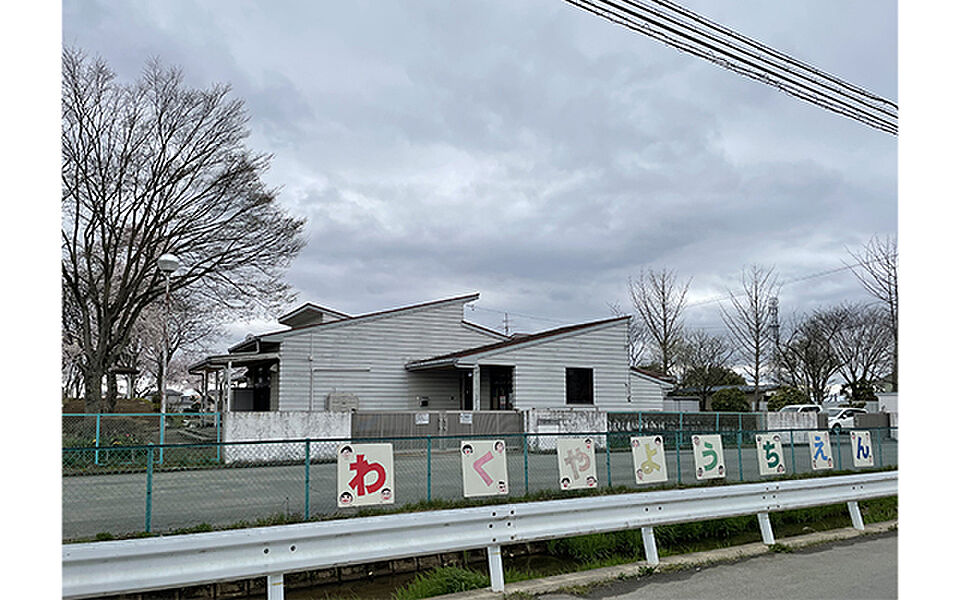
[565,368,594,405]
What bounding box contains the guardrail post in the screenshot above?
[847,501,865,530]
[304,440,311,520]
[145,444,154,534]
[757,511,775,545]
[486,544,505,592]
[95,413,102,466]
[267,573,284,599]
[641,526,659,566]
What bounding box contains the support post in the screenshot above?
[304,440,311,520]
[266,573,284,600]
[145,444,154,533]
[486,545,504,592]
[226,361,234,412]
[641,526,659,565]
[847,501,865,530]
[758,511,775,545]
[523,434,529,495]
[605,432,612,487]
[159,412,165,465]
[426,436,432,502]
[95,413,101,466]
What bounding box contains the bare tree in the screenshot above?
[846,235,898,390]
[62,49,305,412]
[628,269,690,376]
[777,308,846,404]
[832,302,893,399]
[676,329,735,411]
[608,301,645,367]
[719,265,780,410]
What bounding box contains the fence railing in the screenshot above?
[62,426,898,542]
[62,470,898,599]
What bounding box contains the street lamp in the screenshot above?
[158,253,180,417]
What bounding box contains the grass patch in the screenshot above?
[391,566,488,600]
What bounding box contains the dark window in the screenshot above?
[565,368,594,405]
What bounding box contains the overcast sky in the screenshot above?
[62,0,897,343]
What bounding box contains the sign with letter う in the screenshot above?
[850,430,874,467]
[755,433,786,476]
[808,431,834,470]
[630,435,668,484]
[556,437,598,490]
[461,440,509,497]
[692,434,726,480]
[337,443,395,507]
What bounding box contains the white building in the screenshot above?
[190,293,670,413]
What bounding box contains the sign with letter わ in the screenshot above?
[337,443,395,507]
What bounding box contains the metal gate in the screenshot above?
[350,410,523,452]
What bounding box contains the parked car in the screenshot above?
[827,407,867,431]
[778,404,823,413]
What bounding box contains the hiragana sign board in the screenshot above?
[556,437,598,490]
[755,433,786,476]
[692,434,726,480]
[630,435,668,484]
[461,440,509,497]
[337,443,395,507]
[850,430,874,468]
[808,431,834,470]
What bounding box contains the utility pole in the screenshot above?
[503,312,510,336]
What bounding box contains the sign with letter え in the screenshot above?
[808,432,834,470]
[556,437,598,490]
[692,434,726,480]
[755,433,786,476]
[461,440,508,497]
[337,443,395,507]
[850,431,874,467]
[630,435,668,484]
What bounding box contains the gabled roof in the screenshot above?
[277,302,352,327]
[406,315,629,370]
[630,367,676,386]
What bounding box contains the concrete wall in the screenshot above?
[222,411,352,464]
[523,407,608,450]
[877,393,898,413]
[764,412,822,443]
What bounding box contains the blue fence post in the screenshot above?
[95,413,102,466]
[523,434,530,495]
[638,411,643,434]
[737,413,743,481]
[790,430,796,474]
[145,444,154,533]
[835,429,843,470]
[304,439,311,521]
[675,430,682,485]
[877,427,884,467]
[216,412,221,463]
[426,436,432,502]
[605,432,612,487]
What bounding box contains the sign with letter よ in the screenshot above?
[755,433,786,476]
[808,432,834,470]
[630,435,668,484]
[556,437,598,490]
[337,443,395,507]
[850,430,874,467]
[460,440,509,497]
[692,434,726,480]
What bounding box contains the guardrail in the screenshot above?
[62,470,897,599]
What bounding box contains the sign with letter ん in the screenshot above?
[461,440,508,497]
[337,443,395,507]
[630,435,668,484]
[808,432,834,470]
[850,430,874,467]
[556,437,598,490]
[755,433,786,476]
[692,434,726,480]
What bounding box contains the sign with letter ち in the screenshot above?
[461,440,509,497]
[755,433,786,476]
[692,434,726,480]
[630,436,668,484]
[808,432,834,470]
[850,431,874,467]
[337,443,395,507]
[556,437,598,490]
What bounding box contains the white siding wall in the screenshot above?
[628,373,668,411]
[476,321,631,410]
[276,302,496,411]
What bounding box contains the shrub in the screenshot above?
[710,388,750,412]
[766,386,808,412]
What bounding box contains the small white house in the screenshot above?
[190,293,652,413]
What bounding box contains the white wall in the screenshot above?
[222,411,351,463]
[765,412,820,444]
[523,407,608,450]
[629,372,669,411]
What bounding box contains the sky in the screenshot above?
[60,0,898,345]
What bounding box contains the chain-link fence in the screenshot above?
[62,424,898,542]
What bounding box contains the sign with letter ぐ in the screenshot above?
[630,435,668,484]
[460,440,509,497]
[755,433,786,476]
[337,443,395,507]
[850,430,874,467]
[808,432,834,470]
[556,437,598,490]
[692,434,726,480]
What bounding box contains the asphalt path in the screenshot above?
[542,531,898,600]
[62,437,898,540]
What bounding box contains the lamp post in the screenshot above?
[158,253,180,417]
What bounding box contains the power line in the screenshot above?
[562,0,897,134]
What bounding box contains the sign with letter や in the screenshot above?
[337,443,395,507]
[755,433,786,476]
[692,434,726,480]
[461,440,509,497]
[630,435,668,484]
[808,431,834,470]
[556,437,598,490]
